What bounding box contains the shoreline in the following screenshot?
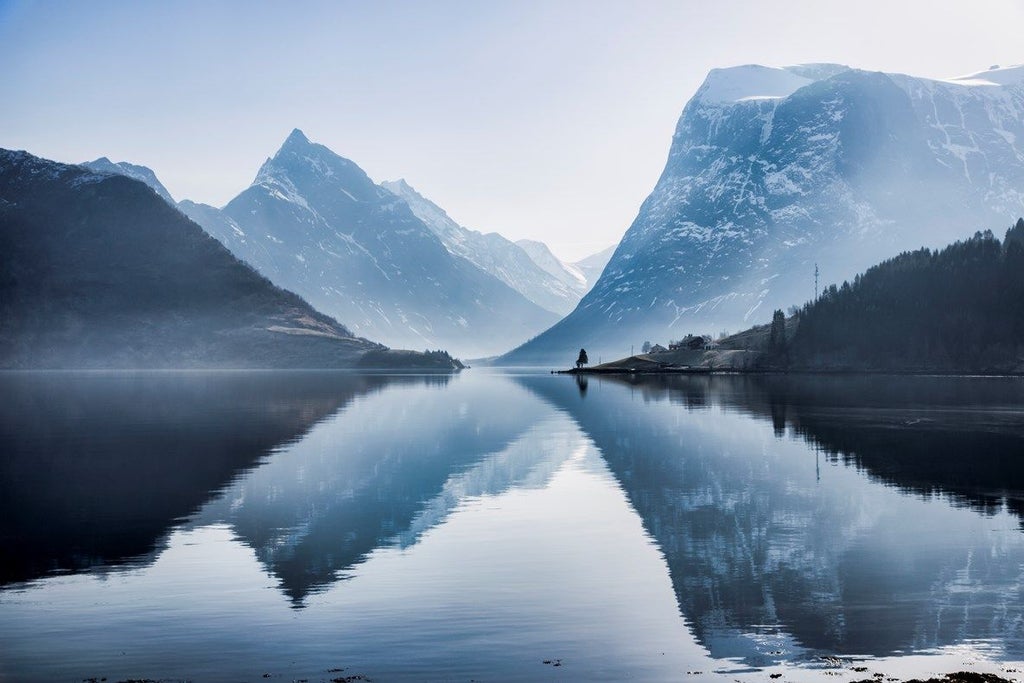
[62,668,1024,683]
[554,367,1024,378]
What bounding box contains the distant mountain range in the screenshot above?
[504,63,1024,363]
[0,149,459,369]
[167,130,607,357]
[566,243,615,291]
[381,179,593,317]
[26,60,1014,367]
[87,131,611,358]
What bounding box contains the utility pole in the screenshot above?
[814,263,819,301]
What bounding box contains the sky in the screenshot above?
[2,1,1024,262]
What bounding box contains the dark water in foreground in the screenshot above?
[1,370,1023,682]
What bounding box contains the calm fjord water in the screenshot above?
[1,370,1023,682]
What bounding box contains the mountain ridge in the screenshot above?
[75,135,617,355]
[81,156,176,204]
[381,178,587,316]
[181,130,557,358]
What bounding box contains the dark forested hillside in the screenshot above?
[0,149,458,369]
[786,218,1024,372]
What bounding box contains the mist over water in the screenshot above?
[1,370,1023,681]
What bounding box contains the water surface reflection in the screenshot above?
[188,374,555,604]
[0,371,412,585]
[1,371,1023,681]
[519,373,1024,664]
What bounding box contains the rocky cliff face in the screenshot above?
[504,64,1024,363]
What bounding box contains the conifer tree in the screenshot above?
[770,309,786,351]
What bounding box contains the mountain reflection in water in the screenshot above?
[2,371,1024,681]
[518,373,1024,664]
[0,371,443,585]
[187,374,556,605]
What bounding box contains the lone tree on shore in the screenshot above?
[576,348,589,369]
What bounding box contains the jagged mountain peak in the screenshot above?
[81,156,175,204]
[283,127,311,147]
[272,127,348,167]
[251,129,381,204]
[4,149,103,191]
[197,136,558,356]
[384,177,415,193]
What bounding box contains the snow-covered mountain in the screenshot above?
[81,157,176,204]
[572,244,615,288]
[179,130,557,357]
[381,179,584,316]
[514,239,588,302]
[504,63,1024,363]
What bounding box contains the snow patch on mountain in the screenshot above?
[572,244,616,287]
[945,64,1024,87]
[696,64,815,104]
[515,239,587,287]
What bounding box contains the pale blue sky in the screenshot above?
[3,0,1023,260]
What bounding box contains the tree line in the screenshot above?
[775,218,1024,372]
